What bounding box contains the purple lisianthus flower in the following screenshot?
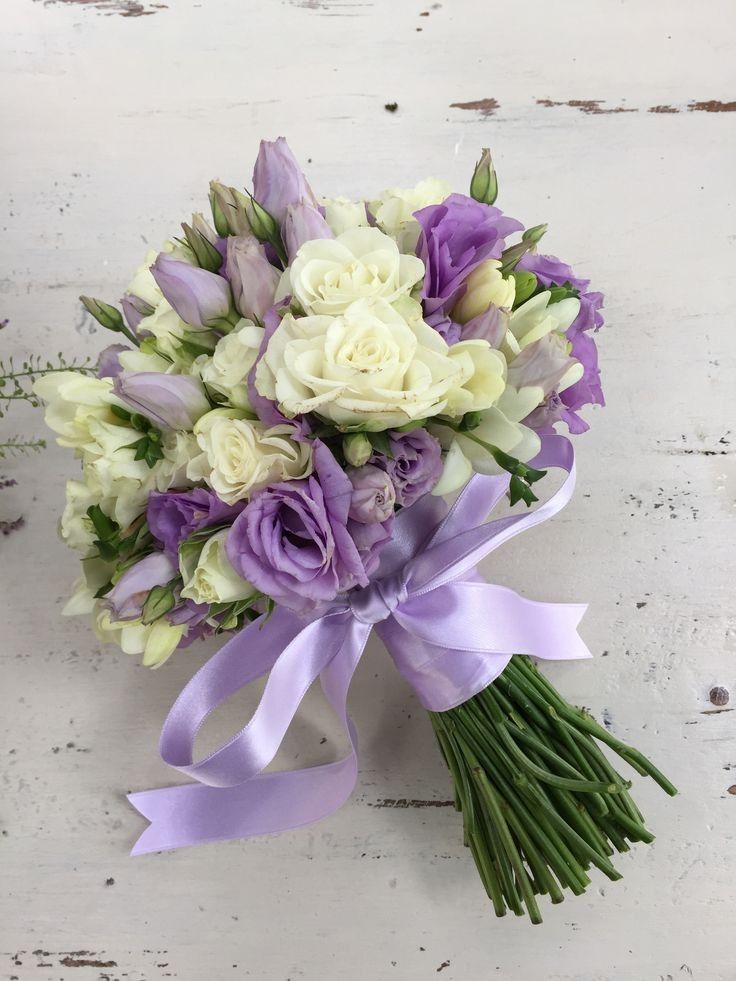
[106,552,176,621]
[518,253,605,432]
[225,236,280,324]
[148,488,245,556]
[347,465,396,524]
[226,441,372,612]
[252,137,318,224]
[459,304,507,347]
[282,200,333,261]
[113,372,210,430]
[121,293,154,333]
[348,514,394,579]
[373,429,443,507]
[97,344,129,379]
[151,253,233,330]
[415,193,523,327]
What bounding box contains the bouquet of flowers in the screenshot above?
[38,138,675,923]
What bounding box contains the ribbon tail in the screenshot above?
[128,750,360,855]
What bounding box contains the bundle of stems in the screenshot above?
[430,656,677,924]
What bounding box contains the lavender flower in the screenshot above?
[148,488,245,556]
[375,429,443,507]
[107,552,176,621]
[347,465,396,523]
[415,193,523,327]
[252,137,318,223]
[151,254,234,329]
[97,344,129,379]
[225,236,280,324]
[113,372,210,430]
[226,441,371,612]
[282,201,333,261]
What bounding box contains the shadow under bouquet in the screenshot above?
[39,138,675,923]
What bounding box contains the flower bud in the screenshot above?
[469,148,498,206]
[107,552,176,622]
[347,465,396,523]
[80,296,125,333]
[343,432,372,467]
[246,195,281,246]
[113,372,211,430]
[225,236,280,324]
[182,220,223,273]
[209,181,252,236]
[282,200,333,261]
[521,223,548,248]
[453,259,515,324]
[151,253,235,330]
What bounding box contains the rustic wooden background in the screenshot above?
[2,0,734,978]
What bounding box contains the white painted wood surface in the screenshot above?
[2,0,735,977]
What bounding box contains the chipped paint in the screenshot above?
[370,798,455,808]
[536,98,636,115]
[35,0,167,16]
[649,104,680,113]
[450,97,499,116]
[688,99,736,112]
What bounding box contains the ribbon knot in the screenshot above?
[128,435,592,855]
[349,573,408,625]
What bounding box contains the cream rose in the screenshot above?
[282,226,425,317]
[452,259,516,324]
[193,409,312,504]
[320,196,369,235]
[370,177,453,251]
[196,321,264,409]
[256,298,472,431]
[180,530,257,605]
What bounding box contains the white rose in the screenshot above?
[194,409,312,504]
[196,321,264,409]
[452,259,516,324]
[282,226,424,317]
[180,530,256,605]
[95,608,185,668]
[320,196,369,235]
[33,372,115,452]
[370,177,452,251]
[255,298,465,431]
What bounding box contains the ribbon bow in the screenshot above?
[129,435,590,854]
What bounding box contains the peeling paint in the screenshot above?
[688,99,736,112]
[59,954,118,968]
[35,0,167,16]
[450,97,499,116]
[537,98,636,115]
[370,798,455,809]
[649,105,680,114]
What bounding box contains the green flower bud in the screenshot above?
[521,223,548,249]
[343,432,372,467]
[246,195,280,244]
[141,584,176,625]
[209,181,251,236]
[509,270,537,306]
[80,296,125,333]
[469,148,498,206]
[182,221,223,273]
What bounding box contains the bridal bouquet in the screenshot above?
[38,139,675,922]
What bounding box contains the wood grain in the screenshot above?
[1,0,735,977]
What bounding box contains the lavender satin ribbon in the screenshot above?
[129,435,590,854]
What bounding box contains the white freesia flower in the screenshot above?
[126,249,163,308]
[505,291,580,358]
[193,409,312,504]
[321,196,369,235]
[95,608,185,668]
[444,340,507,416]
[180,529,257,605]
[453,259,516,324]
[370,177,452,251]
[196,321,264,409]
[136,299,193,363]
[282,227,425,317]
[256,298,474,430]
[33,373,115,452]
[117,346,173,374]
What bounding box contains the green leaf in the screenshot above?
[86,505,118,542]
[367,431,392,459]
[141,584,177,625]
[510,271,537,307]
[110,404,132,422]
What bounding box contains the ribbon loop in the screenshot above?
[128,435,592,854]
